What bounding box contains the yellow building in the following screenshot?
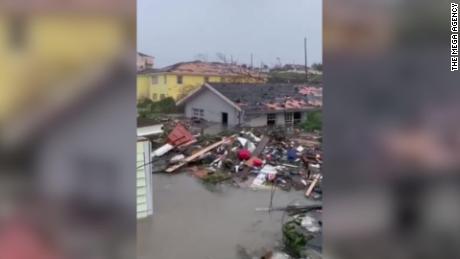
[137,61,267,101]
[0,2,134,125]
[137,71,153,100]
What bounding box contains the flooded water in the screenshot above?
[137,173,315,259]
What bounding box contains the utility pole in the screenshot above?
[304,37,308,82]
[250,53,254,68]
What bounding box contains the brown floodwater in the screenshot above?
[137,173,318,259]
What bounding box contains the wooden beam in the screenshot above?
[305,174,320,197]
[165,136,235,173]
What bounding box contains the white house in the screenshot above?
[137,52,154,71]
[177,83,321,127]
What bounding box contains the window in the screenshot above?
[294,112,302,125]
[193,108,204,118]
[152,93,158,101]
[267,113,276,126]
[285,112,293,125]
[151,76,158,84]
[177,75,183,84]
[164,75,167,84]
[160,94,166,100]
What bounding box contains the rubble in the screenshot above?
[146,121,323,197]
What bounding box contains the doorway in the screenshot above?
[222,112,228,125]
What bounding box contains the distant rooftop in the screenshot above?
[148,60,266,79]
[138,52,154,58]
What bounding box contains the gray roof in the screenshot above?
[138,52,153,57]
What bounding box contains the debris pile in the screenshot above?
[282,207,322,259]
[149,122,323,197]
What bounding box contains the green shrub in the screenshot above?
[301,111,322,132]
[137,97,177,118]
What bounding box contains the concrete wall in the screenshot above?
[246,114,267,127]
[184,88,241,126]
[245,113,286,127]
[151,74,221,100]
[137,75,151,101]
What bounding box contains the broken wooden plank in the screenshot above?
[165,136,235,173]
[176,139,197,149]
[305,174,321,197]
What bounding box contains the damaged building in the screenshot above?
[177,83,321,127]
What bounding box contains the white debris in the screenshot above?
[247,132,261,142]
[137,124,164,137]
[251,173,268,189]
[260,165,277,175]
[271,252,291,259]
[301,214,321,233]
[169,154,185,164]
[237,137,248,146]
[238,137,256,152]
[247,141,256,153]
[152,143,174,157]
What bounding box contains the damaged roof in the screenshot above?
[178,83,322,114]
[151,61,266,79]
[212,83,321,113]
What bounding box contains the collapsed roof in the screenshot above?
[212,83,321,113]
[178,83,322,114]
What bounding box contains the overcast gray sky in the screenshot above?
[138,0,322,68]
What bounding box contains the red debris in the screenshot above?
[252,158,263,167]
[265,98,311,110]
[238,149,251,160]
[245,157,263,167]
[167,123,195,146]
